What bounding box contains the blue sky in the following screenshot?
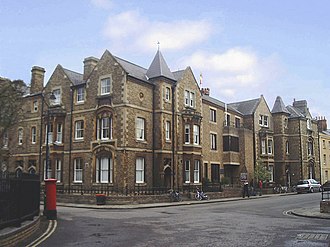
[1,0,330,119]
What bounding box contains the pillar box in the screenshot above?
[44,178,57,220]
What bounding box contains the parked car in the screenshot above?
[321,181,330,191]
[296,179,321,193]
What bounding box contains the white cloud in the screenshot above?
[180,48,284,101]
[102,10,212,52]
[90,0,113,9]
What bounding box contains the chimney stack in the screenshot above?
[83,57,99,81]
[201,88,210,96]
[317,116,327,132]
[30,66,45,94]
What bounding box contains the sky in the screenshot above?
[1,0,330,119]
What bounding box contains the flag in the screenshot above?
[199,73,203,85]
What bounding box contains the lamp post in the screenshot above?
[39,92,56,180]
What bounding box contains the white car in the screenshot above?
[296,179,321,193]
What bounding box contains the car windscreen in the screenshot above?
[297,180,308,185]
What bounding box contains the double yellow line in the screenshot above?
[26,219,57,247]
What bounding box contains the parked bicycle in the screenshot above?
[195,187,209,200]
[168,189,182,202]
[273,185,288,193]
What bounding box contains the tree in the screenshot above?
[0,78,26,156]
[254,160,271,183]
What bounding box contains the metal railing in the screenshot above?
[55,182,223,196]
[0,173,40,230]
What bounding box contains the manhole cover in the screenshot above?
[296,233,329,241]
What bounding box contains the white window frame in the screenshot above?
[184,90,195,108]
[18,128,23,145]
[259,115,269,127]
[136,117,145,141]
[261,139,266,154]
[33,100,38,112]
[55,159,61,182]
[185,160,190,183]
[97,117,112,140]
[165,87,171,102]
[184,124,190,144]
[43,160,52,180]
[75,120,84,140]
[3,131,8,148]
[286,141,289,154]
[135,157,145,183]
[100,77,111,95]
[74,159,83,183]
[267,139,273,154]
[52,89,61,105]
[165,121,171,141]
[77,86,85,103]
[210,108,216,122]
[193,124,200,145]
[56,123,62,144]
[96,157,112,183]
[210,133,217,150]
[194,160,200,183]
[45,124,53,144]
[31,126,37,144]
[269,164,274,182]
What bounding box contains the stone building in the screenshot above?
[271,96,320,186]
[318,117,330,183]
[228,95,274,185]
[3,49,321,191]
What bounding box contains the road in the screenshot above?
[40,193,330,247]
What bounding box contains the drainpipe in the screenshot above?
[152,84,155,187]
[299,120,303,180]
[68,88,74,193]
[171,84,176,189]
[38,93,44,180]
[318,127,322,183]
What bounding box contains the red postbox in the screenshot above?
[44,178,57,220]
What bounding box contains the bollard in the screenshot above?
[44,178,57,220]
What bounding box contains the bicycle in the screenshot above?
[168,189,182,202]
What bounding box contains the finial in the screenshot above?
[157,41,160,51]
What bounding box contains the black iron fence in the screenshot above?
[0,173,40,230]
[55,182,223,196]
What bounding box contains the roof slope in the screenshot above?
[62,67,84,86]
[114,56,148,82]
[228,98,260,115]
[146,50,175,81]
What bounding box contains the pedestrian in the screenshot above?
[259,180,263,196]
[242,181,249,198]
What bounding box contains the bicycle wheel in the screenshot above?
[195,194,202,201]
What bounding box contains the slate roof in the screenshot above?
[202,95,240,114]
[286,105,305,118]
[146,50,175,81]
[62,68,84,86]
[227,98,260,115]
[173,70,184,81]
[271,96,290,114]
[114,56,148,82]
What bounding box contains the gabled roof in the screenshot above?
[62,67,84,86]
[271,96,290,114]
[114,56,148,82]
[146,50,175,81]
[228,98,260,115]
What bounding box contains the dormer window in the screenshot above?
[184,90,195,108]
[77,86,85,103]
[100,77,111,95]
[52,89,61,105]
[259,115,269,127]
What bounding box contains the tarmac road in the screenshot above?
[35,192,330,247]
